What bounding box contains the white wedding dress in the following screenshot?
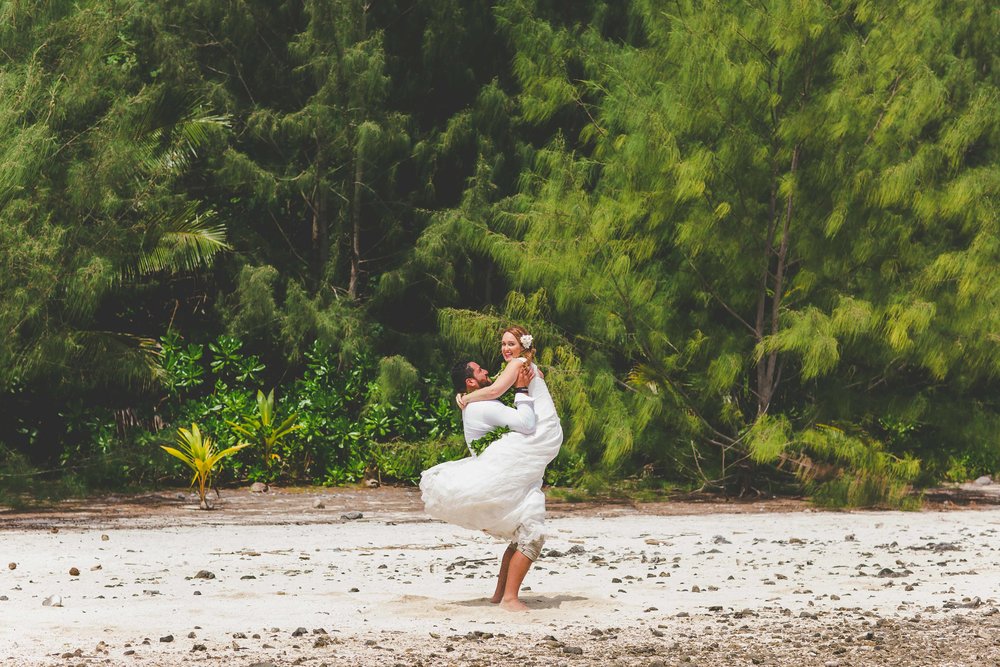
[420,363,563,544]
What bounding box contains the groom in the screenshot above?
[451,359,544,611]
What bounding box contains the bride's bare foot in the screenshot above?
[499,598,530,612]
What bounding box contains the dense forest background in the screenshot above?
[1,0,997,505]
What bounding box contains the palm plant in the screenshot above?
[228,389,301,478]
[161,424,249,510]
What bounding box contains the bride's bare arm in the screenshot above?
[456,359,525,407]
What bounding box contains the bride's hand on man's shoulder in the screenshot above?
[456,393,468,410]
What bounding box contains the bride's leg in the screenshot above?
[491,544,517,603]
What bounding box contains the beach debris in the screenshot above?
[193,570,216,579]
[42,595,63,607]
[312,498,325,509]
[69,567,80,576]
[101,534,110,541]
[7,562,14,570]
[250,482,269,493]
[341,511,363,520]
[567,544,586,554]
[712,535,731,544]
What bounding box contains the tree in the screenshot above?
[0,1,229,460]
[431,0,998,502]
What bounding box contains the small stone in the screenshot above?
[341,511,363,520]
[194,570,216,579]
[691,585,701,593]
[241,575,256,580]
[69,567,80,576]
[101,534,110,541]
[123,650,135,655]
[250,482,269,493]
[567,545,586,554]
[42,595,63,607]
[292,627,308,637]
[312,498,325,509]
[563,646,584,655]
[7,563,15,570]
[160,635,174,643]
[187,632,196,639]
[191,643,207,652]
[349,587,359,593]
[974,475,993,486]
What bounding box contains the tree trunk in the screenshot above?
[348,148,363,299]
[756,145,800,415]
[310,178,328,290]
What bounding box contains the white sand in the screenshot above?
[1,489,999,665]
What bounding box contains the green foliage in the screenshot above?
[228,389,301,479]
[409,0,999,505]
[3,0,997,507]
[160,423,250,509]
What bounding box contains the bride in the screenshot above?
[420,325,563,610]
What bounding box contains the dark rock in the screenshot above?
[563,646,584,655]
[567,545,586,554]
[191,643,207,652]
[341,511,363,520]
[159,635,174,643]
[292,627,308,637]
[194,570,216,579]
[69,567,80,576]
[876,568,911,578]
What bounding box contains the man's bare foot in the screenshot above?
[499,598,530,612]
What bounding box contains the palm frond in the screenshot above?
[121,205,230,281]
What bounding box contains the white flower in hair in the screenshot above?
[519,334,533,350]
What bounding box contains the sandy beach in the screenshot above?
[2,486,999,666]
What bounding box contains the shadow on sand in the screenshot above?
[450,594,587,609]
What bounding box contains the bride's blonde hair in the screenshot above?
[503,325,535,366]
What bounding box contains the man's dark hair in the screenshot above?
[451,360,475,394]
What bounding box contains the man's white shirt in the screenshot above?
[462,394,536,444]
